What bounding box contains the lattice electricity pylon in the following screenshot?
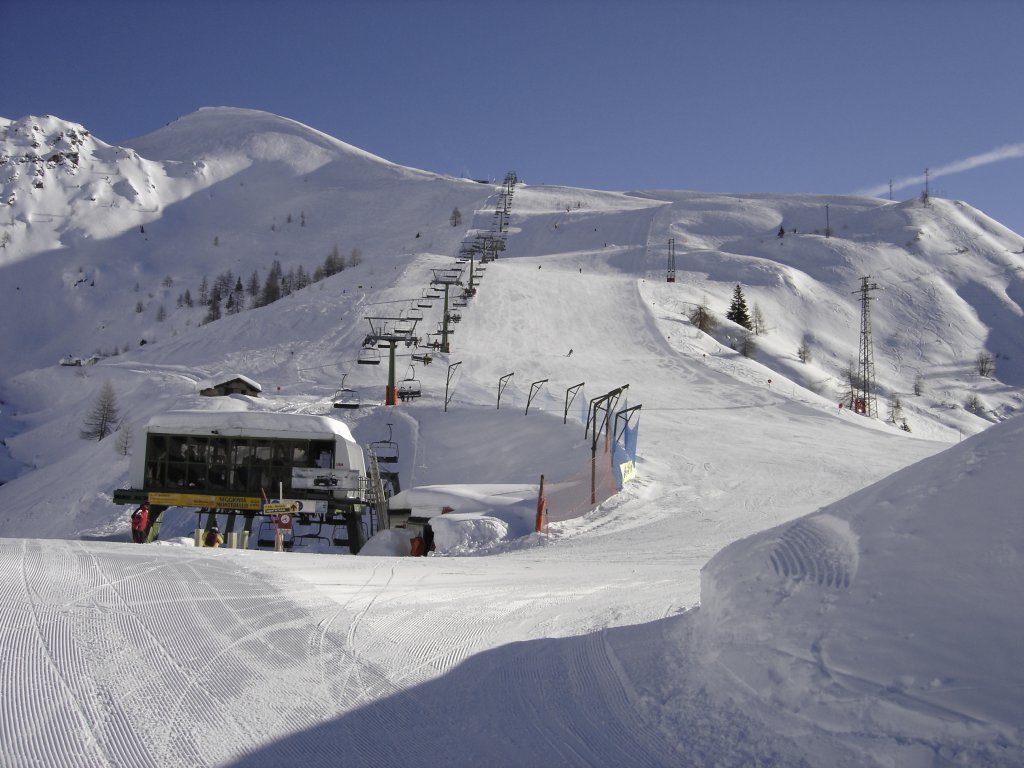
[852,276,881,417]
[667,238,676,283]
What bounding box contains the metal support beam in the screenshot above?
[445,361,461,412]
[525,379,549,415]
[564,382,585,424]
[498,373,514,409]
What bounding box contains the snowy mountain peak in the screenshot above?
[125,107,396,170]
[0,113,205,263]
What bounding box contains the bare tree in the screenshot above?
[913,373,925,396]
[888,393,903,424]
[115,423,133,456]
[966,392,985,415]
[739,331,758,358]
[688,298,718,335]
[81,381,120,441]
[751,303,767,335]
[976,351,994,378]
[797,339,812,364]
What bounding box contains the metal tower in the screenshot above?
[363,315,419,405]
[666,238,676,283]
[853,276,880,417]
[430,267,464,354]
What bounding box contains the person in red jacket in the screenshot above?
[130,502,149,543]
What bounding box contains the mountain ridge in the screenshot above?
[1,107,1023,508]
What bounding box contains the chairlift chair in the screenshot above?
[333,375,360,409]
[333,387,360,409]
[397,366,422,401]
[256,520,294,550]
[358,347,381,365]
[407,307,424,321]
[370,423,399,463]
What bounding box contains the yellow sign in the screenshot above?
[619,460,637,485]
[148,492,263,511]
[263,501,300,515]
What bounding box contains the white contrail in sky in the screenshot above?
[857,142,1024,197]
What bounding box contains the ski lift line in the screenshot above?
[295,358,370,372]
[362,297,425,307]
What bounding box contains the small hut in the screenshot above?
[197,374,262,398]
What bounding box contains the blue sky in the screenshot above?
[7,0,1024,235]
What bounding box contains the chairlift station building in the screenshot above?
[113,410,375,549]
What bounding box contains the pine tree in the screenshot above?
[81,381,120,441]
[231,277,245,313]
[726,284,752,330]
[203,299,221,324]
[324,245,343,276]
[258,261,283,306]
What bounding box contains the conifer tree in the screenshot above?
[324,245,343,276]
[258,260,283,306]
[726,284,752,330]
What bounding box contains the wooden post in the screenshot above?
[535,475,546,532]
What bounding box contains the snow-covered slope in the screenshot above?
[0,108,492,378]
[0,108,1023,765]
[692,414,1024,765]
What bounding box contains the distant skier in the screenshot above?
[130,502,149,544]
[204,526,224,548]
[566,348,573,357]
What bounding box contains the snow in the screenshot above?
[1,107,1023,765]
